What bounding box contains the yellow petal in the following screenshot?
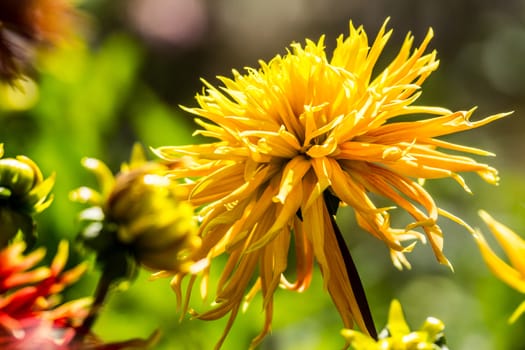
[473,229,525,293]
[273,155,311,204]
[81,157,115,197]
[387,299,411,336]
[509,300,525,323]
[249,176,304,251]
[479,210,525,277]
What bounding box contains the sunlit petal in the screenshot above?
[156,18,507,348]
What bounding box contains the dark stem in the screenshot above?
[325,192,377,339]
[74,271,113,340]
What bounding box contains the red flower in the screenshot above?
[0,240,90,348]
[0,241,159,349]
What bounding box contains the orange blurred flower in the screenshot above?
[0,0,79,82]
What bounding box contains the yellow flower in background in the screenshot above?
[70,144,200,277]
[341,299,447,350]
[156,19,507,348]
[474,210,525,323]
[0,144,55,247]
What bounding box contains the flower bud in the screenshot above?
[71,144,200,280]
[0,144,54,247]
[107,164,200,271]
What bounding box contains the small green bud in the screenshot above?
[0,145,54,247]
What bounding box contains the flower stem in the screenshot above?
[74,271,113,339]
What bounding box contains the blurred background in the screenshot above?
[1,0,525,349]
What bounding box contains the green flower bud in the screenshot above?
[0,144,54,247]
[107,165,200,271]
[71,144,200,281]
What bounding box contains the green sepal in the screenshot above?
[0,207,36,248]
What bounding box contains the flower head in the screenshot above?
[474,210,525,323]
[0,0,79,82]
[0,240,158,349]
[70,144,200,279]
[341,299,447,350]
[156,19,507,347]
[0,240,90,348]
[0,144,55,247]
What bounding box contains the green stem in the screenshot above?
[74,271,113,339]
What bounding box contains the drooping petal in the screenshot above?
[473,230,525,293]
[302,197,371,335]
[479,210,525,275]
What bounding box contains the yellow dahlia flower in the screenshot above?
[156,19,507,348]
[474,210,525,323]
[341,299,447,350]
